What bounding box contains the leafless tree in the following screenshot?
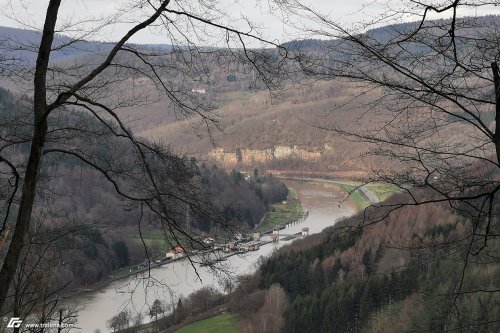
[240,283,288,333]
[107,309,130,333]
[270,0,500,329]
[1,226,81,333]
[0,0,298,319]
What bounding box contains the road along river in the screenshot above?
[72,180,355,332]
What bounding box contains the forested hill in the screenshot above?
[280,15,500,51]
[0,87,288,290]
[226,193,500,333]
[137,16,500,172]
[2,19,500,173]
[0,26,173,65]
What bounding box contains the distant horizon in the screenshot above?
[0,0,498,48]
[3,13,500,49]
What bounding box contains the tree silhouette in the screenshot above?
[0,0,298,315]
[149,299,164,322]
[108,310,130,332]
[275,0,500,329]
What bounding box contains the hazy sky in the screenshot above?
[0,0,497,45]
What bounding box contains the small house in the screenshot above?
[173,246,185,254]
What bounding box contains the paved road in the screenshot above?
[358,185,380,204]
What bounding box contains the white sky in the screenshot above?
[0,0,498,45]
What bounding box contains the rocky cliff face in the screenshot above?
[209,145,322,167]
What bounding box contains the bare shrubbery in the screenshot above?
[237,284,288,333]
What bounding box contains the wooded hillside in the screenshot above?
[228,192,500,332]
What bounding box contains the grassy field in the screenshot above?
[105,233,172,280]
[329,181,401,212]
[256,188,304,233]
[334,183,371,212]
[218,90,254,105]
[112,266,136,279]
[131,233,171,251]
[287,187,298,199]
[175,314,237,333]
[364,183,402,202]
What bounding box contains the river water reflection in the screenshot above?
[74,180,354,332]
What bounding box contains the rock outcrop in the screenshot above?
[209,145,322,167]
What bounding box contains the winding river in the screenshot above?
[73,180,354,333]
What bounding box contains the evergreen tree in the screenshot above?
[149,299,164,322]
[112,241,130,267]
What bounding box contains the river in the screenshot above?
[73,180,354,333]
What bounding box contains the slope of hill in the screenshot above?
[0,26,173,65]
[140,187,500,333]
[0,24,358,172]
[0,86,288,291]
[0,17,495,174]
[0,26,113,64]
[236,193,500,333]
[139,80,376,171]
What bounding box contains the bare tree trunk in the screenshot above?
[0,0,61,309]
[0,0,282,315]
[491,62,500,163]
[57,309,63,333]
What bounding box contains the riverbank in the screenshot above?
[71,180,355,333]
[63,196,301,299]
[61,249,190,300]
[276,177,400,213]
[110,180,353,333]
[63,181,359,300]
[255,187,304,233]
